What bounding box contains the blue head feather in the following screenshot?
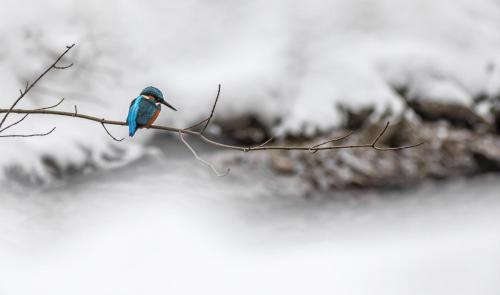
[140,86,164,100]
[140,86,177,111]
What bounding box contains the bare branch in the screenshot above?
[35,98,65,111]
[101,121,124,142]
[0,107,424,152]
[184,118,209,131]
[201,83,221,134]
[0,114,29,133]
[0,99,65,134]
[184,84,222,134]
[373,141,426,151]
[371,121,390,147]
[53,63,73,70]
[367,121,425,150]
[0,43,75,130]
[184,84,221,133]
[0,127,56,138]
[179,130,230,177]
[251,137,274,149]
[310,131,353,153]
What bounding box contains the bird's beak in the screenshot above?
[161,100,177,111]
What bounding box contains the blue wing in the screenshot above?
[127,96,142,137]
[136,99,159,126]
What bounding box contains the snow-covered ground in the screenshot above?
[1,0,500,178]
[1,154,500,295]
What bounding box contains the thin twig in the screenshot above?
[371,121,390,147]
[0,114,29,133]
[179,130,230,177]
[101,121,124,142]
[0,127,56,138]
[310,131,353,153]
[184,118,209,131]
[184,84,221,133]
[252,137,274,149]
[34,98,65,110]
[53,63,73,70]
[0,43,75,130]
[200,84,221,134]
[0,99,65,134]
[368,121,426,150]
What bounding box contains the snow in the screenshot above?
[1,0,500,178]
[406,77,473,106]
[1,158,500,295]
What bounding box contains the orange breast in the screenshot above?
[146,109,161,127]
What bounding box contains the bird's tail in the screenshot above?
[127,96,142,137]
[129,123,137,137]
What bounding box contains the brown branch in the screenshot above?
[251,137,274,149]
[0,127,56,138]
[372,121,390,147]
[0,98,65,134]
[201,83,221,134]
[184,117,209,131]
[310,131,353,153]
[35,98,65,110]
[0,43,75,130]
[185,84,221,133]
[53,63,73,70]
[0,107,424,152]
[0,114,29,133]
[369,121,426,151]
[101,121,124,142]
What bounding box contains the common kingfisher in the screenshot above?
[127,86,177,137]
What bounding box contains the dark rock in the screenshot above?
[491,102,500,134]
[408,99,488,129]
[223,119,500,192]
[470,137,500,172]
[337,105,374,130]
[213,114,270,145]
